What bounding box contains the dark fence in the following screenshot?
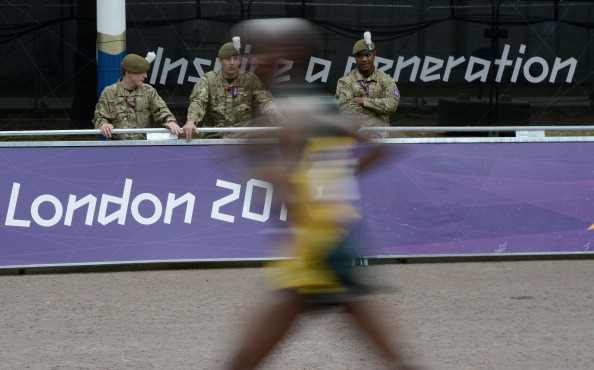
[1,0,593,131]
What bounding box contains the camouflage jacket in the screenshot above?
[93,80,176,140]
[187,69,285,139]
[335,68,400,127]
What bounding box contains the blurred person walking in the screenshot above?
[226,19,422,370]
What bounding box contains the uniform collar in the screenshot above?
[116,79,144,96]
[354,68,377,82]
[218,69,243,86]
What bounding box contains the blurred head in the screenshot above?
[232,18,318,90]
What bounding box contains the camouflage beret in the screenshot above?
[352,39,375,55]
[121,54,150,73]
[218,42,241,59]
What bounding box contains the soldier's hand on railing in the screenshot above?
[99,123,114,138]
[182,121,199,142]
[164,121,183,135]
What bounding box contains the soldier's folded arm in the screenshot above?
[361,94,399,114]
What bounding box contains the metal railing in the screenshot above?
[0,127,281,137]
[1,125,593,136]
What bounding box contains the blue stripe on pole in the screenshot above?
[97,50,125,99]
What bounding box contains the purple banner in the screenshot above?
[359,142,594,257]
[1,142,593,267]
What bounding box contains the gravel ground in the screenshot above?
[1,259,593,369]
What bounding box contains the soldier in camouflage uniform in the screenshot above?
[182,37,285,140]
[335,32,400,132]
[93,53,182,140]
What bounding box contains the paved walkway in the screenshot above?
[1,259,593,369]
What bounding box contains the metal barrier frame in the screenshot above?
[2,126,594,147]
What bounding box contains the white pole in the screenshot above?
[96,0,126,99]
